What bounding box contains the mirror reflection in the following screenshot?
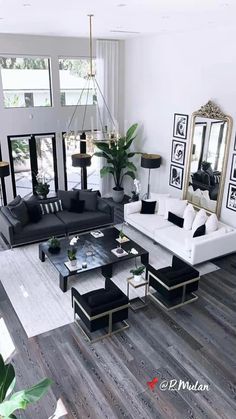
[187,117,227,212]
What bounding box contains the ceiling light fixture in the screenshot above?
[117,3,127,7]
[64,15,121,148]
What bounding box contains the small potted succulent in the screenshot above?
[47,236,61,253]
[67,248,77,266]
[130,265,145,283]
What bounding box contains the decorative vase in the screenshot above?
[112,187,124,203]
[133,274,142,283]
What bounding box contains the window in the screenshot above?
[8,133,58,198]
[0,57,52,108]
[59,58,96,106]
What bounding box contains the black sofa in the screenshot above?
[0,190,114,247]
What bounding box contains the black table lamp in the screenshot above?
[0,161,10,206]
[71,153,91,189]
[141,154,161,199]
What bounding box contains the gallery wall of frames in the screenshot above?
[169,113,188,191]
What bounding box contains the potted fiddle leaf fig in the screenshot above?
[94,123,139,203]
[0,353,52,419]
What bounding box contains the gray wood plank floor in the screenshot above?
[0,257,236,419]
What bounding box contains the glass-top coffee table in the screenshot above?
[39,226,149,292]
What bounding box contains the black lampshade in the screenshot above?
[141,154,161,169]
[0,161,10,178]
[72,153,91,168]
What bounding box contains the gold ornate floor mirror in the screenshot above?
[183,101,233,217]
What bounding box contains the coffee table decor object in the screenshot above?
[90,230,104,238]
[39,227,149,292]
[116,236,130,244]
[111,247,128,258]
[47,236,61,254]
[64,261,82,273]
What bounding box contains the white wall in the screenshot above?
[0,34,124,201]
[124,26,236,226]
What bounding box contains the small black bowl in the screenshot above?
[48,246,61,254]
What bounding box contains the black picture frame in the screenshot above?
[234,134,236,151]
[173,113,189,140]
[169,164,184,190]
[226,182,236,211]
[230,154,236,182]
[171,140,186,166]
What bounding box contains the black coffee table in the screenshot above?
[39,227,149,292]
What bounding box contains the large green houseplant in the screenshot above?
[0,354,52,418]
[94,123,138,202]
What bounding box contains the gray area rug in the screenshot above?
[0,224,219,338]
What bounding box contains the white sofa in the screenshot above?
[124,199,236,265]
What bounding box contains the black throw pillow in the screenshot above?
[168,211,184,228]
[10,200,29,226]
[69,199,85,213]
[57,189,79,210]
[140,200,156,214]
[88,289,121,307]
[25,202,42,223]
[193,224,206,238]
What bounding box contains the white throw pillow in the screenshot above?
[164,198,187,220]
[206,214,218,234]
[153,194,170,216]
[183,204,196,230]
[192,209,207,234]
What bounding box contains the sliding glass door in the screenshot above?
[8,133,58,198]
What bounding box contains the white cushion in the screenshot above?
[192,209,207,234]
[206,214,218,234]
[183,204,196,230]
[126,212,172,234]
[164,198,187,219]
[151,194,170,216]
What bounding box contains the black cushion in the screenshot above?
[193,224,206,238]
[140,200,156,214]
[79,190,98,211]
[25,202,42,223]
[168,211,184,228]
[69,199,85,213]
[9,200,29,226]
[87,288,122,307]
[57,189,79,210]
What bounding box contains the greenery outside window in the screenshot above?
[59,57,96,106]
[0,56,52,108]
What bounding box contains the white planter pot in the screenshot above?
[112,187,124,203]
[69,259,77,267]
[133,274,142,283]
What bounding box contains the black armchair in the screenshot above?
[148,256,200,310]
[71,279,129,342]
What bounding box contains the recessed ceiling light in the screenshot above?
[162,15,169,19]
[117,3,126,7]
[23,3,31,6]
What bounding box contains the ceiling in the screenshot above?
[0,0,234,39]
